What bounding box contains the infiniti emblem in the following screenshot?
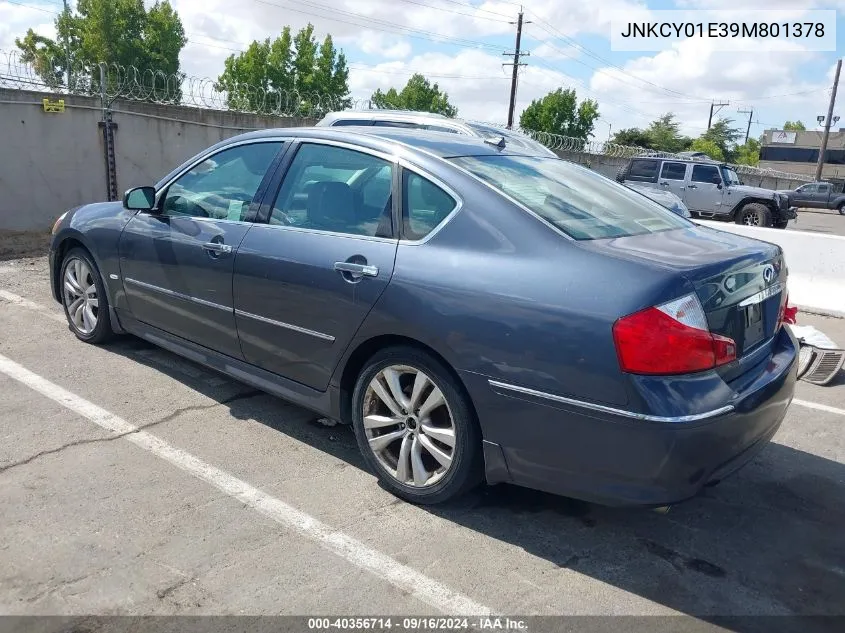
[763,265,775,284]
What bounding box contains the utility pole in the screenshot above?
[738,107,754,143]
[62,0,72,88]
[708,100,730,129]
[503,7,530,129]
[815,57,842,182]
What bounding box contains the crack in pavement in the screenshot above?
[0,390,265,476]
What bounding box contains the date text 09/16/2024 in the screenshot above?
[307,618,528,631]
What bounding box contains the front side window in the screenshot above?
[451,155,689,241]
[691,164,720,184]
[402,171,457,240]
[720,167,741,186]
[161,142,282,220]
[660,162,687,180]
[818,184,830,193]
[270,143,394,237]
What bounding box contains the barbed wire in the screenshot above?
[0,49,812,182]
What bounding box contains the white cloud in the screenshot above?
[356,31,412,60]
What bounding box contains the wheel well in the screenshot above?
[731,198,775,218]
[52,237,87,301]
[337,334,479,428]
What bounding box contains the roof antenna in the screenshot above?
[484,135,506,149]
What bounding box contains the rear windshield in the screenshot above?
[450,155,691,240]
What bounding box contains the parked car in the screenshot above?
[616,156,797,228]
[777,181,845,214]
[624,181,691,217]
[49,127,798,508]
[316,109,559,157]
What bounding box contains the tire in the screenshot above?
[351,346,483,505]
[735,203,772,227]
[774,219,789,229]
[59,247,115,344]
[838,202,845,216]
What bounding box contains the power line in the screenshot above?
[390,0,511,23]
[3,0,60,14]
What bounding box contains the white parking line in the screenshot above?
[0,353,493,616]
[793,399,845,417]
[0,289,66,324]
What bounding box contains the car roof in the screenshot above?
[319,110,455,124]
[223,126,549,159]
[632,155,723,166]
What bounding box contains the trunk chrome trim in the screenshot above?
[738,281,785,307]
[234,309,336,342]
[488,379,735,423]
[124,277,231,312]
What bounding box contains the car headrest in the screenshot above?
[307,181,355,232]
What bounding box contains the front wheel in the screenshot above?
[60,247,114,344]
[735,203,772,227]
[351,346,483,505]
[774,218,789,229]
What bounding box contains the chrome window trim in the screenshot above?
[124,277,231,312]
[154,137,292,206]
[396,159,463,245]
[235,309,335,342]
[246,223,399,244]
[488,379,735,423]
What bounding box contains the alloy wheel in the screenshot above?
[362,365,456,488]
[743,213,760,226]
[63,257,99,335]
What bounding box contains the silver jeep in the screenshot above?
[616,156,797,228]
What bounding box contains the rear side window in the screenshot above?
[402,171,457,240]
[627,159,659,183]
[373,120,423,129]
[660,162,687,180]
[818,184,830,193]
[451,155,689,241]
[331,119,374,126]
[691,165,720,183]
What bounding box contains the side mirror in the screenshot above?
[123,186,157,211]
[712,175,722,185]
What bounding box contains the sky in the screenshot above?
[1,0,844,139]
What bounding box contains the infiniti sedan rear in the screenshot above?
[48,127,797,507]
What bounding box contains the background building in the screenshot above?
[760,129,845,188]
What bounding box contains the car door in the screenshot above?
[232,141,398,391]
[119,140,286,359]
[685,164,725,214]
[793,183,816,206]
[657,161,688,199]
[814,183,830,208]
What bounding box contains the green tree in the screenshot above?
[783,120,806,131]
[689,138,725,161]
[611,127,654,148]
[216,24,351,114]
[702,117,743,161]
[519,88,599,140]
[645,113,691,153]
[16,0,186,90]
[734,138,761,166]
[371,74,458,117]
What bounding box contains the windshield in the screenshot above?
[451,155,691,240]
[721,166,741,186]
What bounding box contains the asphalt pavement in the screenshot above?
[0,256,843,631]
[789,208,845,236]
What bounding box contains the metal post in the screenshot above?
[62,0,72,89]
[99,63,118,201]
[815,58,842,182]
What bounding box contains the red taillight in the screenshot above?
[612,294,737,375]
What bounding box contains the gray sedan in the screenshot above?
[48,127,797,507]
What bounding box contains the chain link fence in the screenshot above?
[1,49,812,183]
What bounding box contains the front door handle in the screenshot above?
[334,261,378,278]
[688,184,698,189]
[203,242,233,254]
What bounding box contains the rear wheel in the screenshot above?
[838,202,845,215]
[60,247,114,344]
[351,346,482,505]
[735,203,772,227]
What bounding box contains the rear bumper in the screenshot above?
[464,326,798,507]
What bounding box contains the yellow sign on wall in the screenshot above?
[42,98,65,113]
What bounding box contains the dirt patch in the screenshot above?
[0,231,51,261]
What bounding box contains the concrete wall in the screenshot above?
[0,88,315,232]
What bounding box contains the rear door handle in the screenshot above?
[334,262,378,277]
[688,184,698,189]
[203,242,233,254]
